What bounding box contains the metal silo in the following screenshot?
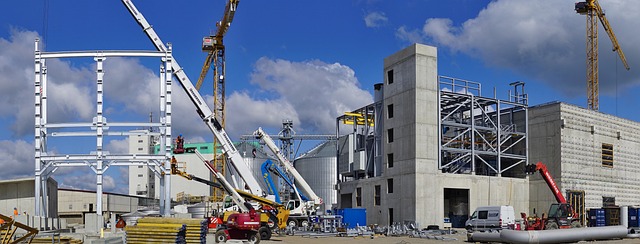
[294,140,337,213]
[236,141,271,191]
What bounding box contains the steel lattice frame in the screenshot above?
[211,46,226,202]
[34,39,175,217]
[438,76,528,177]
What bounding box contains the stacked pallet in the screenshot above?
[125,217,208,244]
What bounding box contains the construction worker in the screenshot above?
[13,207,18,218]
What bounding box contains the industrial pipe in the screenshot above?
[500,225,628,244]
[467,231,501,242]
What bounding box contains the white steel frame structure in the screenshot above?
[34,39,175,217]
[438,76,529,177]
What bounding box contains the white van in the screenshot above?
[465,205,515,231]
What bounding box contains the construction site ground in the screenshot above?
[204,229,640,244]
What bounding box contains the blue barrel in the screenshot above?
[629,208,639,228]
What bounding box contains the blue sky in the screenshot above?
[1,0,639,194]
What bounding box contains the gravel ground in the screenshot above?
[205,228,640,244]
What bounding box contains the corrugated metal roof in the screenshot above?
[297,140,336,159]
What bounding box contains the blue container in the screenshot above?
[629,208,639,228]
[336,208,366,228]
[589,209,605,227]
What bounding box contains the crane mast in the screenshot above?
[198,0,240,202]
[575,0,629,111]
[121,0,265,197]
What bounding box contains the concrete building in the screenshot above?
[0,178,58,218]
[128,130,159,198]
[58,188,159,224]
[128,139,270,203]
[337,43,530,228]
[528,102,640,222]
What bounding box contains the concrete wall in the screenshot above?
[529,102,640,214]
[58,189,155,224]
[0,178,57,217]
[171,153,213,201]
[337,43,529,228]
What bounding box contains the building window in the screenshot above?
[387,128,394,143]
[602,143,613,167]
[138,165,143,168]
[387,153,394,168]
[138,140,143,143]
[356,187,362,207]
[387,70,394,84]
[138,174,143,177]
[69,204,72,210]
[138,147,144,151]
[387,178,393,193]
[387,104,394,119]
[374,185,381,206]
[389,208,394,226]
[603,197,616,207]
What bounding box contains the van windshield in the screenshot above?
[471,211,477,219]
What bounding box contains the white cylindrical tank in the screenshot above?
[236,141,272,191]
[187,202,207,219]
[294,140,337,213]
[621,206,629,228]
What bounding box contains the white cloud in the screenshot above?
[364,11,388,27]
[58,173,118,193]
[0,140,35,179]
[397,0,640,96]
[105,139,129,154]
[225,57,373,136]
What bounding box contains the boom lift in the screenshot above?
[171,151,290,241]
[521,162,581,230]
[253,128,323,227]
[120,0,267,198]
[261,159,310,205]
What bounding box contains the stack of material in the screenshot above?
[125,217,208,244]
[31,236,83,244]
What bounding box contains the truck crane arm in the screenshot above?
[121,0,265,197]
[525,162,566,204]
[253,128,322,207]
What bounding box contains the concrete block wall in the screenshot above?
[529,102,640,214]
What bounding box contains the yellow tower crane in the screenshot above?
[198,0,239,201]
[575,0,629,111]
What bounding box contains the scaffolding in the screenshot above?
[438,76,529,177]
[34,39,175,217]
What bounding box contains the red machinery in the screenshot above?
[521,162,581,230]
[214,203,261,243]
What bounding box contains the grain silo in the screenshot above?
[236,141,272,191]
[294,140,337,213]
